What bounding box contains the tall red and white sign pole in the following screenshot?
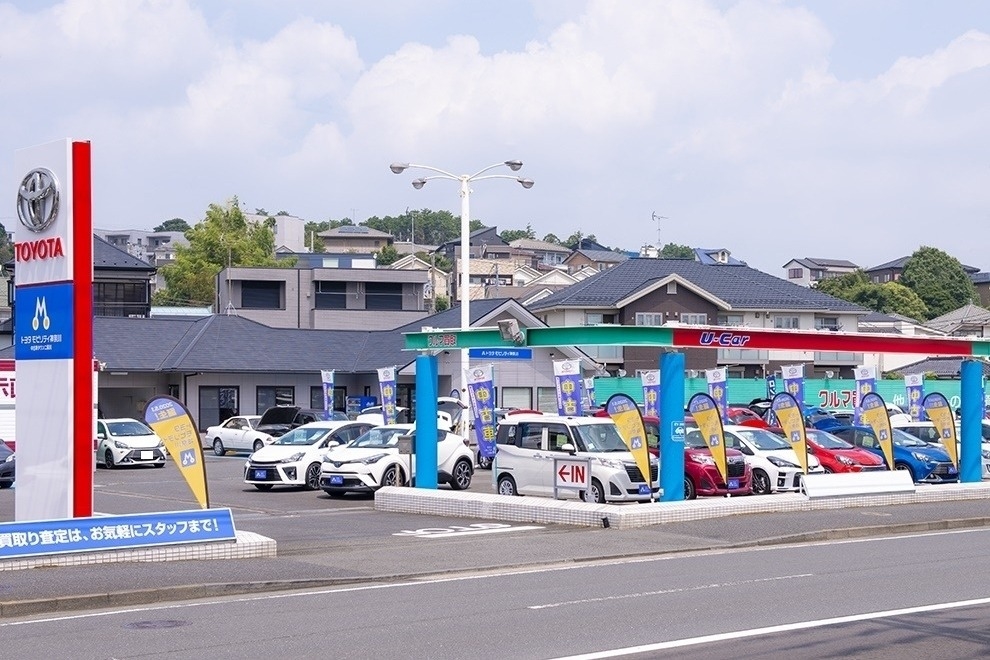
[14,139,94,521]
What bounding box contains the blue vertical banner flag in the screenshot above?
[466,365,497,460]
[641,370,660,418]
[583,377,597,410]
[320,369,335,418]
[766,373,777,398]
[553,359,583,416]
[782,364,806,408]
[377,367,398,425]
[854,365,877,425]
[706,367,728,423]
[905,374,925,421]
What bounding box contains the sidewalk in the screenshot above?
[3,495,990,618]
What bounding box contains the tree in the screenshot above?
[0,221,12,264]
[565,231,597,248]
[365,209,461,246]
[542,233,561,244]
[434,296,450,312]
[659,243,695,259]
[814,270,871,300]
[814,270,929,321]
[154,218,190,233]
[154,198,294,307]
[500,224,537,243]
[375,244,399,266]
[900,246,979,319]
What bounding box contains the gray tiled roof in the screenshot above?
[868,255,980,274]
[890,356,990,379]
[95,235,155,270]
[570,249,628,264]
[529,258,867,312]
[805,257,858,269]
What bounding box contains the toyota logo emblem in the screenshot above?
[16,167,60,233]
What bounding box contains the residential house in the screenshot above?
[508,238,571,271]
[866,256,980,284]
[243,213,308,253]
[527,258,868,379]
[856,310,948,374]
[562,238,628,273]
[389,254,452,311]
[971,272,990,308]
[94,228,187,295]
[317,225,394,254]
[215,265,430,330]
[486,267,582,307]
[782,257,859,287]
[925,303,990,338]
[886,355,990,379]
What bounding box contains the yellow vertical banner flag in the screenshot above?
[605,393,654,497]
[923,392,958,468]
[688,393,728,485]
[859,392,895,471]
[770,392,809,474]
[144,395,210,509]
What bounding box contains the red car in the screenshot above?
[725,406,770,429]
[640,417,751,499]
[783,427,887,474]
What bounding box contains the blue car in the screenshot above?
[829,425,958,484]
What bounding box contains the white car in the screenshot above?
[720,425,824,494]
[244,421,373,491]
[493,414,659,504]
[205,415,272,455]
[97,418,166,469]
[320,423,474,497]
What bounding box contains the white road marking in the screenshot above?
[528,573,813,610]
[393,523,544,538]
[550,596,990,659]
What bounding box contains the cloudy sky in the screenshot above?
[3,0,989,276]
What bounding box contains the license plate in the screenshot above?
[638,484,651,495]
[253,469,267,480]
[329,475,344,486]
[728,478,740,489]
[140,451,153,460]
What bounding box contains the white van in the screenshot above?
[493,413,659,503]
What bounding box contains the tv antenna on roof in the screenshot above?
[652,211,668,247]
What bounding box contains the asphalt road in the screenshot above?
[4,527,990,658]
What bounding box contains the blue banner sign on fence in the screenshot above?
[0,508,237,560]
[468,348,533,360]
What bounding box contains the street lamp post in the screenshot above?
[389,160,533,418]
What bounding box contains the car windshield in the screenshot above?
[107,420,154,436]
[246,418,260,429]
[0,441,11,459]
[892,428,928,447]
[735,428,790,450]
[273,426,332,446]
[348,426,422,449]
[807,430,853,449]
[437,400,464,423]
[573,423,630,452]
[683,429,710,449]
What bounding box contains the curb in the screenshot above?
[5,516,990,619]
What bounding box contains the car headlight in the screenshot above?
[322,454,337,463]
[280,452,306,463]
[836,455,855,466]
[113,440,129,449]
[4,454,13,463]
[595,457,624,470]
[156,440,165,449]
[911,452,933,463]
[688,453,715,466]
[767,456,799,469]
[982,450,990,460]
[356,453,390,465]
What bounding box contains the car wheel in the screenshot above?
[477,455,493,470]
[382,464,404,487]
[253,484,274,491]
[751,469,771,495]
[449,459,473,490]
[213,438,225,456]
[683,475,697,500]
[304,463,321,490]
[587,478,606,504]
[253,439,265,452]
[104,449,116,470]
[823,466,833,474]
[895,463,915,482]
[497,474,518,496]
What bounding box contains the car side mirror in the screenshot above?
[97,432,106,440]
[740,445,754,456]
[560,443,576,454]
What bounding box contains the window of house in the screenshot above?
[93,282,148,317]
[815,317,839,331]
[199,386,239,431]
[501,387,531,409]
[635,312,664,326]
[787,268,803,279]
[257,386,294,413]
[585,312,616,325]
[537,387,557,413]
[366,282,403,311]
[315,281,346,309]
[681,313,708,325]
[666,282,677,294]
[310,386,346,411]
[774,316,800,329]
[717,313,744,326]
[241,281,281,309]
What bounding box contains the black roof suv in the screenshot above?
[256,406,327,438]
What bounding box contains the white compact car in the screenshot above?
[320,423,474,497]
[719,425,824,494]
[97,418,166,469]
[205,415,271,455]
[244,421,373,491]
[493,414,659,504]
